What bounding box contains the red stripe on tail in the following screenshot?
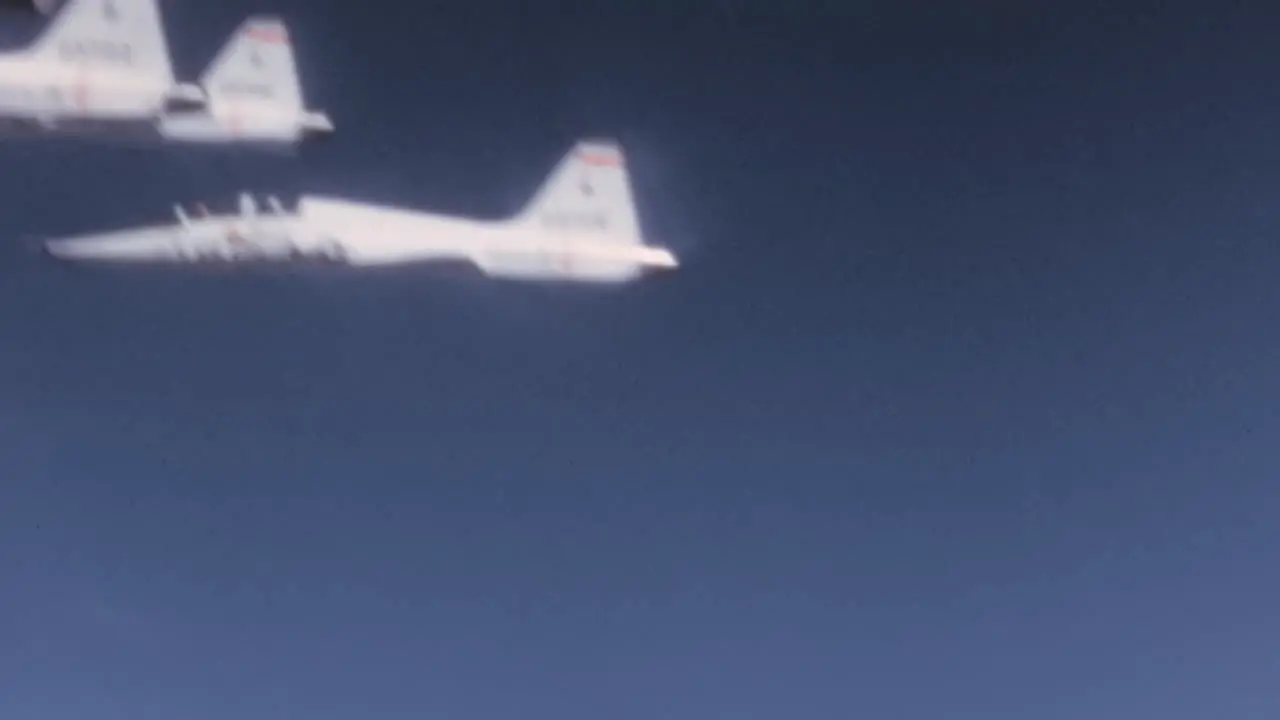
[577,150,622,167]
[245,25,289,44]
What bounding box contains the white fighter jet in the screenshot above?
[156,15,332,145]
[42,139,679,283]
[0,0,202,133]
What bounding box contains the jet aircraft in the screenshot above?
[156,15,332,145]
[42,139,679,283]
[0,0,202,133]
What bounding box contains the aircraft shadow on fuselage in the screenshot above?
[35,249,487,282]
[35,255,672,300]
[0,117,157,142]
[0,117,311,156]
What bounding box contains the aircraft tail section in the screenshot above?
[201,16,303,112]
[517,139,644,243]
[31,0,175,84]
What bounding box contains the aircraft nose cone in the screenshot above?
[39,237,82,261]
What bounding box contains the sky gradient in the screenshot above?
[2,1,1279,718]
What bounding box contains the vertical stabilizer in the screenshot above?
[201,16,303,111]
[518,139,643,243]
[32,0,175,84]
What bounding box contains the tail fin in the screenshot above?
[32,0,175,83]
[518,139,644,243]
[200,16,303,111]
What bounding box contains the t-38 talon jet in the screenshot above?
[41,139,679,283]
[0,0,203,134]
[156,15,332,146]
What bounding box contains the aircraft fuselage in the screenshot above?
[43,200,676,284]
[44,213,342,265]
[39,140,678,284]
[296,197,676,283]
[0,54,169,121]
[156,104,332,145]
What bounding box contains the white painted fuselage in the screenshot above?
[298,196,676,282]
[44,201,676,283]
[44,207,340,264]
[0,54,169,122]
[41,139,679,284]
[0,0,189,129]
[156,105,332,145]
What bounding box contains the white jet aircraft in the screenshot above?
[157,15,332,145]
[0,0,201,132]
[42,139,679,283]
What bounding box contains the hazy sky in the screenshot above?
[2,1,1279,718]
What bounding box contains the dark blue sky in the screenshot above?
[3,1,1280,718]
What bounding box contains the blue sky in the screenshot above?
[2,1,1279,718]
